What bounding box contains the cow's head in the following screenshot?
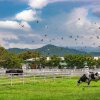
[98,72,100,79]
[94,72,100,80]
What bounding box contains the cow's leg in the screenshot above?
[77,79,82,86]
[87,80,91,86]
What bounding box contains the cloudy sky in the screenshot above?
[0,0,100,49]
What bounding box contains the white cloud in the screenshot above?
[66,8,89,27]
[0,32,19,40]
[0,31,45,49]
[28,33,42,39]
[1,0,100,49]
[63,7,100,47]
[15,9,38,22]
[28,0,67,9]
[28,0,98,9]
[91,6,100,17]
[0,20,31,30]
[28,0,48,9]
[18,0,66,23]
[0,31,19,48]
[0,20,20,29]
[7,43,44,49]
[28,0,85,9]
[20,21,32,30]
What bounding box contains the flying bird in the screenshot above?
[32,41,35,42]
[90,37,93,39]
[21,25,24,27]
[69,36,72,38]
[78,18,81,20]
[49,40,52,42]
[36,20,39,23]
[75,38,77,41]
[93,43,95,46]
[41,39,44,42]
[77,35,79,38]
[44,34,47,37]
[52,38,55,41]
[61,37,63,40]
[97,36,99,39]
[19,23,24,28]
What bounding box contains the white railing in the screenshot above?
[0,68,100,86]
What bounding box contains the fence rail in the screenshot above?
[0,68,99,86]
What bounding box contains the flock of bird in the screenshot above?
[18,18,100,53]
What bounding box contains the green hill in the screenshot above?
[35,44,86,56]
[8,44,86,56]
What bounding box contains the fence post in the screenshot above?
[53,73,56,82]
[34,74,35,83]
[22,73,24,85]
[44,72,46,82]
[10,73,12,86]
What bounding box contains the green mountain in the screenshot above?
[8,44,86,56]
[35,44,86,56]
[8,48,31,54]
[89,52,100,56]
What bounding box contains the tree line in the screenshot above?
[0,46,100,69]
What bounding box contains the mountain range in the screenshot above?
[7,44,86,56]
[7,44,100,56]
[71,46,100,52]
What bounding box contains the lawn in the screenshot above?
[0,76,100,100]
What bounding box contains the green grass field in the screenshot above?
[0,76,100,100]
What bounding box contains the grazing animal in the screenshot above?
[6,69,23,75]
[77,72,100,86]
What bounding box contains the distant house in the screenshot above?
[24,57,40,69]
[94,56,100,60]
[46,57,64,61]
[58,62,67,69]
[24,57,40,62]
[60,57,65,61]
[46,57,51,61]
[59,62,67,66]
[22,63,30,70]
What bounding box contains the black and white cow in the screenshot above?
[77,72,100,86]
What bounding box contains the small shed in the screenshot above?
[24,58,40,69]
[58,62,67,69]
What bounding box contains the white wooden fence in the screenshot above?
[0,68,100,86]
